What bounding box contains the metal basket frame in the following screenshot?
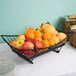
[1,35,67,64]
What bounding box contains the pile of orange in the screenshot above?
[24,23,67,48]
[25,28,35,39]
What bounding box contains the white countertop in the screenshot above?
[0,42,76,76]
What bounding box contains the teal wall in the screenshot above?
[0,0,76,43]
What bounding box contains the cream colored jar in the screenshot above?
[0,59,15,76]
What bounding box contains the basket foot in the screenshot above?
[53,49,60,53]
[29,60,33,64]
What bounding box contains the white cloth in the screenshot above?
[0,43,76,76]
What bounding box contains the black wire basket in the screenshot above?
[1,34,67,64]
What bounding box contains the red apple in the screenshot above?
[9,39,25,49]
[34,50,41,54]
[25,38,33,42]
[35,48,48,54]
[9,40,14,46]
[33,40,43,49]
[23,50,35,57]
[15,39,25,49]
[17,50,24,54]
[33,40,43,54]
[22,41,34,50]
[9,40,17,48]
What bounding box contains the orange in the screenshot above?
[42,24,55,33]
[50,30,58,36]
[42,24,55,31]
[27,27,35,33]
[42,32,51,40]
[48,39,56,46]
[34,36,42,41]
[25,32,35,39]
[34,30,42,37]
[42,40,49,48]
[50,36,59,44]
[41,24,58,36]
[56,32,67,41]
